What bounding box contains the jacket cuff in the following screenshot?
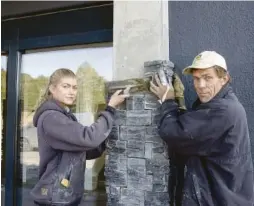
[105,105,116,116]
[161,99,178,111]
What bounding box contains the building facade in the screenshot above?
[1,1,254,205]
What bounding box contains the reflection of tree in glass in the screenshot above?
[1,68,6,101]
[20,73,49,126]
[75,62,106,114]
[21,74,49,112]
[1,68,7,164]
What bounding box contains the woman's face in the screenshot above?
[49,77,78,106]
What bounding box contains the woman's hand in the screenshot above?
[108,90,129,108]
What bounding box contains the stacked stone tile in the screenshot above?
[105,60,174,206]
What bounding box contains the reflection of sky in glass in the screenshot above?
[21,46,113,81]
[1,56,8,70]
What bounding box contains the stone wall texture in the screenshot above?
[105,61,174,206]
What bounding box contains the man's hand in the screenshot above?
[150,74,175,102]
[108,90,129,108]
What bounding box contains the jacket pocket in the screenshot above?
[31,163,58,204]
[69,153,86,196]
[192,174,202,206]
[51,152,86,204]
[51,179,74,205]
[31,181,53,204]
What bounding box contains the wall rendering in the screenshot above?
[168,1,254,160]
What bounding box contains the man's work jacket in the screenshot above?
[158,84,254,206]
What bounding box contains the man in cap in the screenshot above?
[150,51,254,206]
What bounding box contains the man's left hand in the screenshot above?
[150,74,175,102]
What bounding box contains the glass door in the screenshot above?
[18,43,112,205]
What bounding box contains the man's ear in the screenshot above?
[221,74,230,86]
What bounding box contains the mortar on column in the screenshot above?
[104,60,174,206]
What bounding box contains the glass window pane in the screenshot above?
[19,44,112,205]
[1,54,8,206]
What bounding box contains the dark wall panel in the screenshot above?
[169,1,254,159]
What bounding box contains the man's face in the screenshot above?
[50,77,78,106]
[192,68,228,103]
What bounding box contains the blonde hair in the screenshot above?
[35,68,76,110]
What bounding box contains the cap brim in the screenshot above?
[182,66,194,75]
[182,64,215,75]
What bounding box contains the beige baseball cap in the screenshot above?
[182,51,227,75]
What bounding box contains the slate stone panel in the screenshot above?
[105,61,173,205]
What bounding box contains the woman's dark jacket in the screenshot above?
[30,99,116,205]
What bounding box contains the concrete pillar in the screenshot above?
[113,0,169,80]
[104,1,171,205]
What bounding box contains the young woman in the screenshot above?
[30,68,128,206]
